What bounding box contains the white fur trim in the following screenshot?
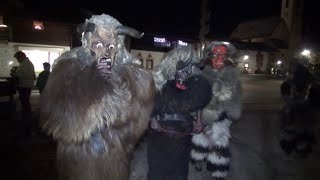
[207,152,230,165]
[212,84,232,102]
[208,119,232,147]
[190,149,207,161]
[211,171,228,178]
[192,132,210,147]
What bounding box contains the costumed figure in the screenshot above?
[39,14,155,180]
[147,46,212,180]
[190,41,242,180]
[280,57,316,157]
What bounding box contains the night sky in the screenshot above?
[5,0,320,42]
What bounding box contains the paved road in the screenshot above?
[130,74,320,180]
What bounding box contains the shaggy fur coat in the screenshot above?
[40,47,155,180]
[152,76,212,116]
[190,65,242,180]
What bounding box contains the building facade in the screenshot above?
[229,0,303,74]
[0,16,72,77]
[129,34,198,70]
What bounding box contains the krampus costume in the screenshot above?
[190,41,242,180]
[39,14,155,180]
[280,58,316,157]
[147,46,212,180]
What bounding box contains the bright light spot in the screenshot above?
[8,61,13,65]
[34,25,42,30]
[244,63,249,68]
[222,42,230,45]
[277,60,282,65]
[301,49,310,56]
[154,37,166,43]
[243,55,249,60]
[178,40,188,46]
[201,44,205,51]
[0,24,8,28]
[33,21,44,30]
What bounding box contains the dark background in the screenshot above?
[2,0,320,42]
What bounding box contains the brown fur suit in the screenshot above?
[39,14,155,180]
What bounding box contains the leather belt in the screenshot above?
[157,113,194,122]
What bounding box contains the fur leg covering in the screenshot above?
[190,111,232,179]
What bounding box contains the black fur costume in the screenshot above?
[147,75,212,180]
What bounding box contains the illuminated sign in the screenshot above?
[154,37,166,43]
[178,40,188,46]
[154,37,171,47]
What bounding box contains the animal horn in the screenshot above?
[116,26,144,39]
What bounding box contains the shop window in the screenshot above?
[22,50,61,73]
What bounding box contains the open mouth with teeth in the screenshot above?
[176,79,187,90]
[97,58,113,75]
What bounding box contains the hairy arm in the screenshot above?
[40,49,107,143]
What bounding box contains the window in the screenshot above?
[146,54,154,69]
[146,59,153,69]
[137,53,144,67]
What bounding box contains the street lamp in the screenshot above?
[277,60,282,65]
[243,55,249,61]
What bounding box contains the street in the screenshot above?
[130,74,320,180]
[1,74,319,180]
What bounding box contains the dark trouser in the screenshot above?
[18,87,32,114]
[18,87,33,135]
[147,126,192,180]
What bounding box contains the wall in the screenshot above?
[0,43,15,77]
[237,50,269,73]
[8,16,73,47]
[130,49,165,70]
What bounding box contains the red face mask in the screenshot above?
[211,45,228,70]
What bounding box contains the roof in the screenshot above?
[231,41,279,52]
[230,17,284,40]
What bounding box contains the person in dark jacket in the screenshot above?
[36,62,51,94]
[280,58,316,157]
[147,46,212,180]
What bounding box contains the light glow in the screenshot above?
[178,40,188,46]
[243,55,249,60]
[34,25,42,30]
[33,21,44,30]
[0,16,7,28]
[301,49,310,56]
[8,61,13,65]
[277,60,282,65]
[154,37,166,43]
